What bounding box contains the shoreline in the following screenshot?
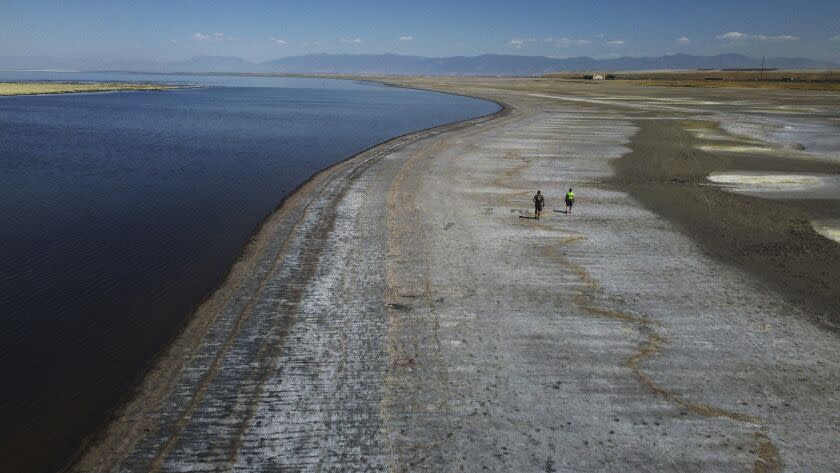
[66,91,508,473]
[64,76,840,471]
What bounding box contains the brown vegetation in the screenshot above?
[542,70,840,91]
[0,82,177,96]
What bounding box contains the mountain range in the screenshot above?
[1,53,836,75]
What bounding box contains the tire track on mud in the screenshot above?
[147,170,341,473]
[383,135,458,471]
[382,105,519,470]
[221,142,392,469]
[149,122,476,471]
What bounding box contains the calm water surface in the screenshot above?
[0,72,498,472]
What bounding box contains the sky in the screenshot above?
[2,0,839,63]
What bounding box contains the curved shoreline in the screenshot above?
[66,88,508,472]
[62,75,840,472]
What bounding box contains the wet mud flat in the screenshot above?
[614,120,840,328]
[71,78,840,472]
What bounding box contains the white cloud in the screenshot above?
[606,40,625,46]
[592,33,605,39]
[341,38,363,44]
[717,32,799,41]
[399,35,414,41]
[193,32,231,41]
[719,31,748,40]
[831,35,840,41]
[509,38,536,48]
[546,37,591,47]
[270,37,287,46]
[677,36,690,45]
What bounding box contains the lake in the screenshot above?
[0,72,499,472]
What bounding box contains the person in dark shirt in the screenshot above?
[533,190,545,220]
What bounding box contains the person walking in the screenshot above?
[564,188,575,214]
[533,190,545,220]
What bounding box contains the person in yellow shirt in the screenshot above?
[564,188,575,214]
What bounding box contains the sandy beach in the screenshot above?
[70,78,840,472]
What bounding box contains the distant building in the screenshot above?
[592,74,605,80]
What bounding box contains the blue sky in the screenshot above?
[2,0,839,62]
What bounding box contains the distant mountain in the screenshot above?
[1,53,836,75]
[161,56,258,73]
[256,53,837,75]
[261,53,429,74]
[0,56,78,71]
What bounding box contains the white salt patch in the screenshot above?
[811,220,840,244]
[699,144,778,154]
[685,129,733,141]
[714,114,840,162]
[708,172,823,191]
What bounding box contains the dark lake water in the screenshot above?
[0,72,498,472]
